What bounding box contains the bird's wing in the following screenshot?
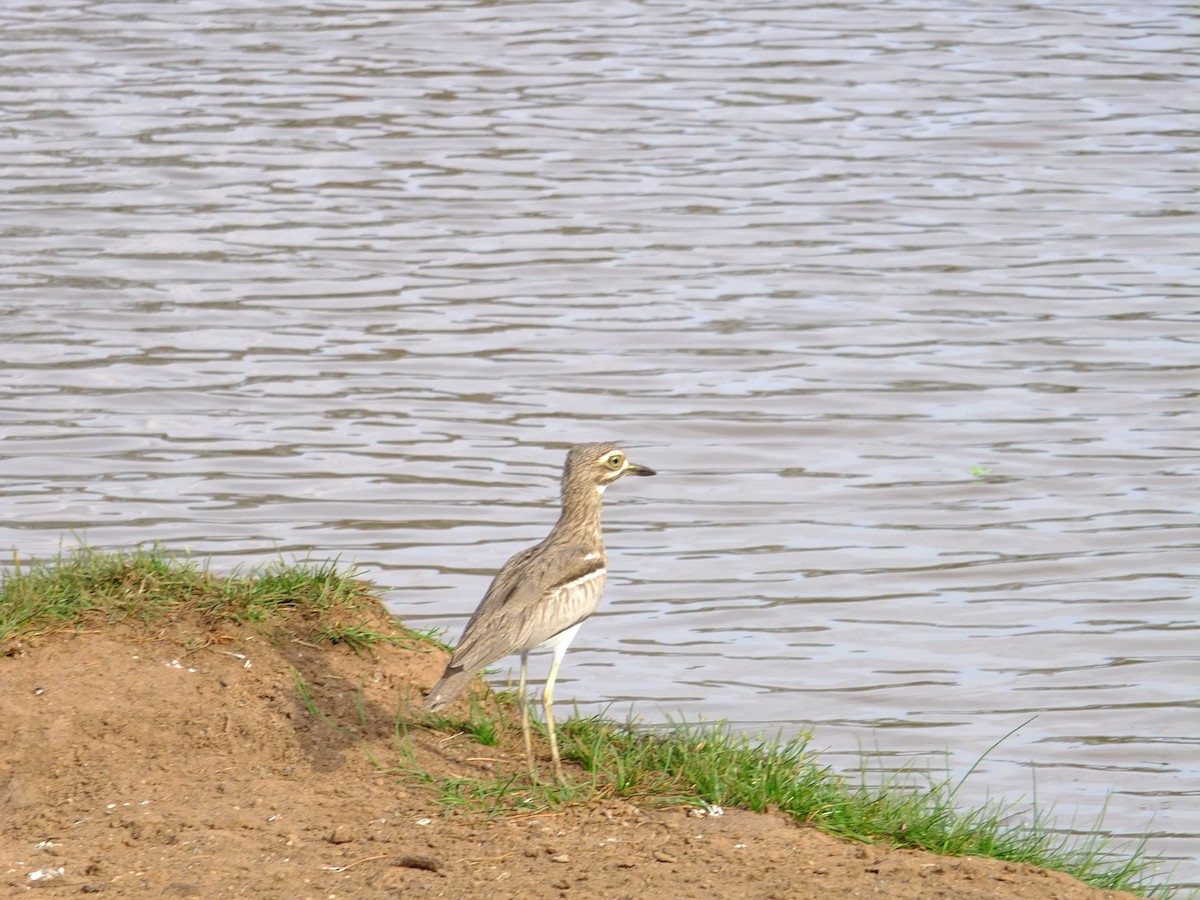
[449,542,607,674]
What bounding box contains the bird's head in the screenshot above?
[565,443,656,493]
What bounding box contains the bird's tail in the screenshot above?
[422,668,476,711]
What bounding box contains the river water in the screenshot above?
[1,0,1196,889]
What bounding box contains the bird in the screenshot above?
[423,442,656,781]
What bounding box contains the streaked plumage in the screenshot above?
[423,442,655,780]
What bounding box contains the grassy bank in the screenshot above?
[0,546,1177,898]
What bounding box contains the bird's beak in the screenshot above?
[625,462,656,477]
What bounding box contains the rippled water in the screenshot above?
[1,0,1196,888]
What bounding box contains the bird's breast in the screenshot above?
[548,565,607,622]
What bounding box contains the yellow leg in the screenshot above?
[542,646,567,782]
[518,652,536,780]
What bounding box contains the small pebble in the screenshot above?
[653,850,677,863]
[551,853,570,863]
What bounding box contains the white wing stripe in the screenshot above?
[551,567,606,594]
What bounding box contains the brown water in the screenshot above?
[1,0,1196,887]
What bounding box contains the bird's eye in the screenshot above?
[606,453,623,469]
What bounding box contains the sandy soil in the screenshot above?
[1,609,1144,899]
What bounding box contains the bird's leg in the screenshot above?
[542,643,570,783]
[518,651,537,781]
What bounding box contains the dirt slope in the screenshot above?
[0,612,1142,899]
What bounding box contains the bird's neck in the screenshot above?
[551,481,605,545]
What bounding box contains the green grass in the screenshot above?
[2,546,1182,898]
[0,543,432,650]
[404,706,1177,897]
